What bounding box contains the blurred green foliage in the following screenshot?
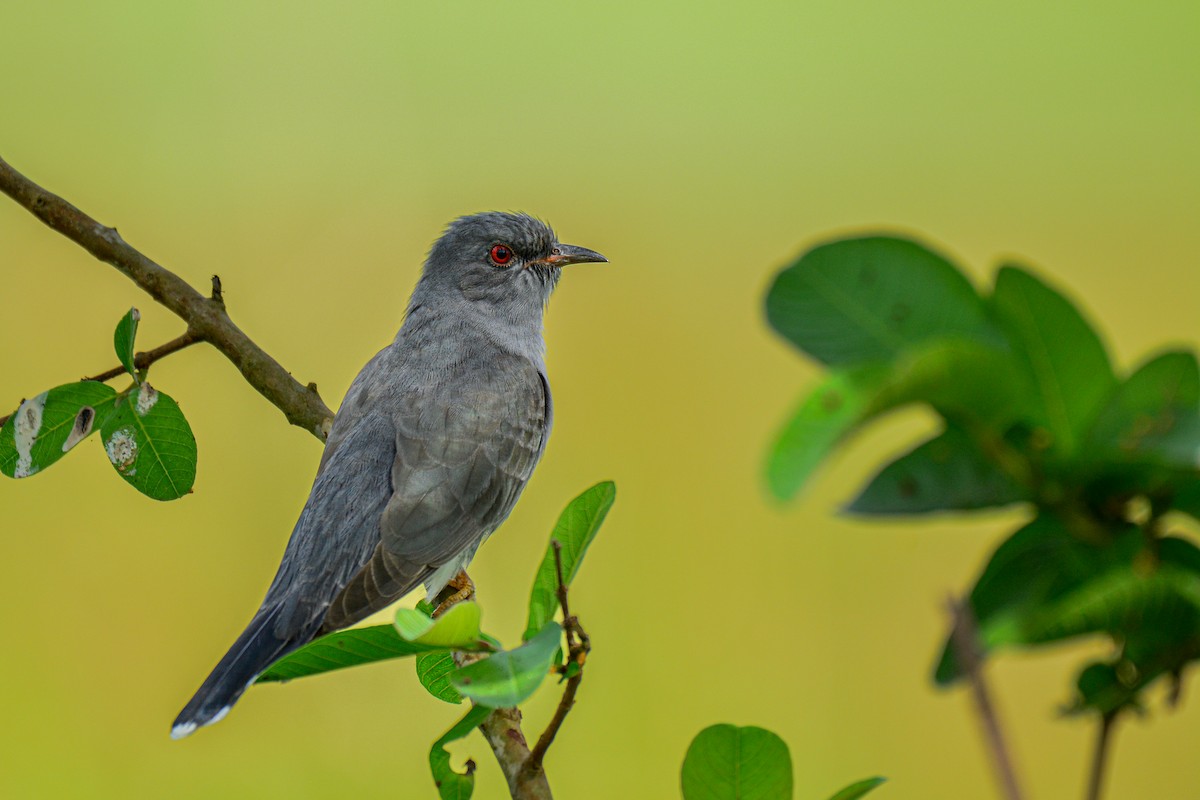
[766,235,1200,790]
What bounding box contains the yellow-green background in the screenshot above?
[2,2,1197,797]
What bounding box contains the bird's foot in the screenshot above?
[433,570,476,617]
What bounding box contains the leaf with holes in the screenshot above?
[417,651,464,704]
[450,622,562,708]
[848,423,1028,515]
[429,704,491,800]
[525,481,616,640]
[989,265,1116,460]
[681,724,793,800]
[98,383,196,500]
[114,307,141,380]
[0,382,118,479]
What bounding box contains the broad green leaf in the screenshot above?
[828,776,887,800]
[98,384,196,500]
[868,338,1033,426]
[1080,350,1200,484]
[1065,661,1144,717]
[257,625,430,682]
[450,622,562,708]
[1018,564,1200,648]
[0,382,117,478]
[990,265,1117,458]
[114,307,141,380]
[395,602,488,649]
[524,481,616,640]
[847,424,1027,514]
[934,515,1139,685]
[417,652,464,704]
[766,236,994,366]
[429,704,491,800]
[769,340,1034,502]
[680,724,793,800]
[766,364,891,500]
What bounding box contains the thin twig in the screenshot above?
[0,330,205,428]
[948,596,1025,800]
[0,155,333,440]
[84,329,204,383]
[1085,713,1117,800]
[522,542,591,781]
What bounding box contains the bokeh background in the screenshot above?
[2,2,1198,798]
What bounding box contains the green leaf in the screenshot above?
[680,724,793,800]
[98,383,196,500]
[766,364,891,500]
[394,602,489,650]
[867,338,1034,427]
[990,265,1117,458]
[1080,350,1200,484]
[0,382,118,478]
[524,481,616,640]
[934,515,1139,685]
[847,423,1027,514]
[429,705,491,800]
[417,652,464,704]
[828,776,887,800]
[450,622,562,708]
[766,236,994,366]
[113,307,141,380]
[1172,480,1200,521]
[768,339,1036,503]
[1018,564,1200,647]
[256,625,431,683]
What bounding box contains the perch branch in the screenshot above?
[948,596,1025,800]
[439,577,555,800]
[0,155,333,440]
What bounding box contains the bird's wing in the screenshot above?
[322,354,549,631]
[259,351,401,639]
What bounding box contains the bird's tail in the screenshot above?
[171,605,295,739]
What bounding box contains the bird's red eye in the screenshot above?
[489,244,513,266]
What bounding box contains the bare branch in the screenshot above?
[0,155,333,440]
[947,596,1025,800]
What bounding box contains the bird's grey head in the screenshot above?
[414,212,606,321]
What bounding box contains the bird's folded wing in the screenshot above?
[323,357,549,630]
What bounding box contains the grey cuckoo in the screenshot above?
[171,212,605,738]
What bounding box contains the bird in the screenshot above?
[171,212,606,738]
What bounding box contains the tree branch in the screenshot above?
[0,155,334,440]
[948,596,1025,800]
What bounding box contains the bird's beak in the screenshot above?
[532,244,608,268]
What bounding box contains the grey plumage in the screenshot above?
[172,212,605,738]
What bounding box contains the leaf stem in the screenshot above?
[1084,713,1117,800]
[947,596,1025,800]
